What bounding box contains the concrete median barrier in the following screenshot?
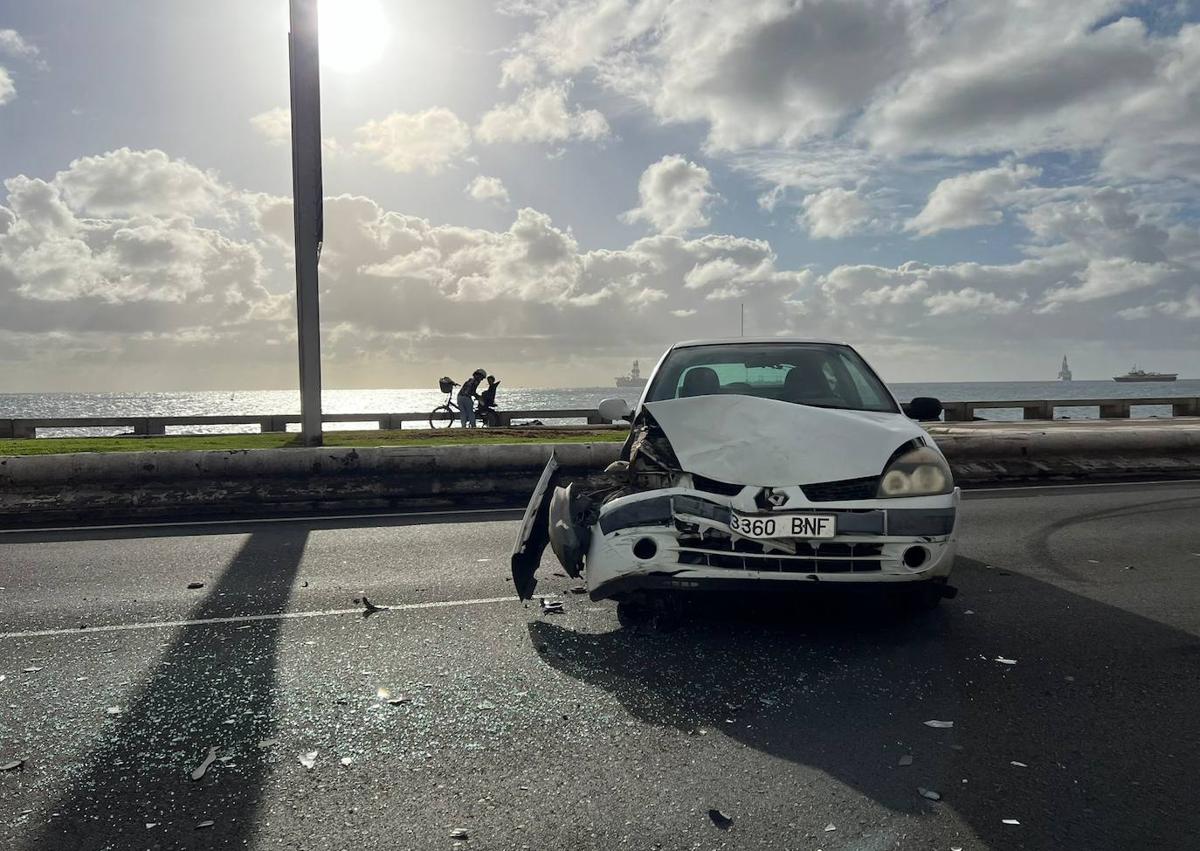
[2,426,1200,526]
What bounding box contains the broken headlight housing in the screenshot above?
[877,446,954,498]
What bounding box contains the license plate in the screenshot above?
[729,512,836,540]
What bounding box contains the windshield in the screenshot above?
[644,343,899,413]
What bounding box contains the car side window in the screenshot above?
[838,352,887,409]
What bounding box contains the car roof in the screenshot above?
[670,337,846,348]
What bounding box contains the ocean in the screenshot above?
[3,379,1200,437]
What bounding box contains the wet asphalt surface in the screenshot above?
[1,482,1199,850]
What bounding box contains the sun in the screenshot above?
[318,0,390,74]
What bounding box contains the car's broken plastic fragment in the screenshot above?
[191,747,218,781]
[923,720,954,728]
[708,808,734,829]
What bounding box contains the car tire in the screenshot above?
[899,585,943,613]
[616,598,653,628]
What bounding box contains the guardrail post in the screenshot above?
[1023,402,1053,420]
[941,402,969,422]
[146,419,167,436]
[262,416,289,433]
[1100,401,1131,419]
[587,411,606,425]
[13,422,36,438]
[1173,398,1200,417]
[496,412,513,427]
[0,420,14,439]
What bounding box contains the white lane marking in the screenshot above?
[0,595,518,641]
[0,507,524,536]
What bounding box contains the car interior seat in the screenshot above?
[782,357,832,403]
[680,366,722,397]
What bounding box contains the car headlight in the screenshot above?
[877,446,953,498]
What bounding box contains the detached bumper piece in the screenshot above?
[510,454,561,600]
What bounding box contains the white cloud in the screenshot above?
[924,287,1023,316]
[1021,188,1169,264]
[799,187,872,239]
[0,67,13,106]
[466,175,511,205]
[621,154,718,236]
[0,29,39,60]
[502,2,1200,192]
[1042,258,1174,306]
[499,53,539,87]
[354,107,472,174]
[250,107,292,146]
[907,162,1040,236]
[476,83,610,145]
[54,148,226,217]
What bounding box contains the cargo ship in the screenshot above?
[1113,365,1178,382]
[615,360,647,389]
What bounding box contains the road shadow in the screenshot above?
[528,558,1200,849]
[27,529,308,850]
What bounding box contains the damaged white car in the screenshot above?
[511,339,958,617]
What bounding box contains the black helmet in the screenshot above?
[472,368,486,378]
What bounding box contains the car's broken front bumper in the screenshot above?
[583,488,958,601]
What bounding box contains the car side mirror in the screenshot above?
[903,396,943,421]
[598,397,634,422]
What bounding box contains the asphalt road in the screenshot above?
[1,482,1199,850]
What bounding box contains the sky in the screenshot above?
[1,0,1199,391]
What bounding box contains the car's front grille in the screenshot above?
[690,474,745,496]
[801,476,879,502]
[675,534,884,573]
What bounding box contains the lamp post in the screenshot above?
[288,0,324,446]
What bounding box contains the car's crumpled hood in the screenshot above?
[643,395,927,487]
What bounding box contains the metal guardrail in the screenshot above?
[0,409,612,438]
[3,397,1200,438]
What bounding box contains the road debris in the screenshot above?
[22,666,42,673]
[146,823,158,829]
[924,720,954,728]
[1124,565,1136,571]
[387,696,409,706]
[1,758,26,772]
[898,755,913,766]
[257,739,277,749]
[824,823,837,832]
[995,657,1018,665]
[195,820,215,830]
[191,747,218,781]
[1002,819,1021,825]
[358,595,386,616]
[477,700,496,711]
[105,705,122,716]
[540,598,565,615]
[1011,761,1028,767]
[569,585,587,594]
[918,787,942,801]
[187,582,204,590]
[1087,559,1100,564]
[707,808,734,829]
[340,757,353,767]
[298,750,318,770]
[450,828,469,839]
